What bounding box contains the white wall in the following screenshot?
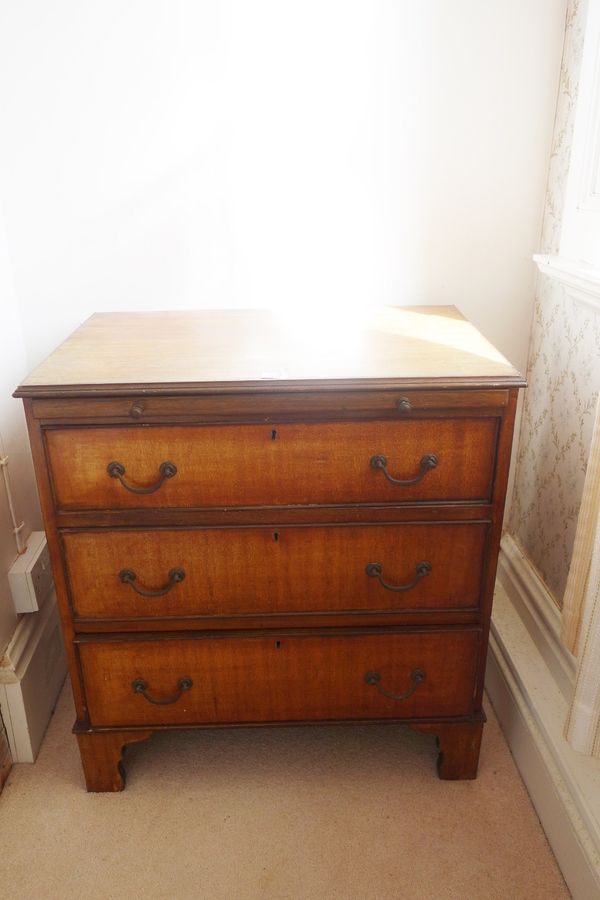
[0,0,566,376]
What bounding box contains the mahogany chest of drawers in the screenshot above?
[15,306,524,790]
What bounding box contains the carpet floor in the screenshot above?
[0,680,569,899]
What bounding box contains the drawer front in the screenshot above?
[78,629,480,726]
[63,523,487,620]
[46,419,497,510]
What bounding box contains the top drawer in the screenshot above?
[45,418,498,510]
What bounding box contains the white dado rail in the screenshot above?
[534,254,600,310]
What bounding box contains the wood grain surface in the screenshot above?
[78,629,480,727]
[31,388,510,421]
[15,306,524,395]
[62,522,487,619]
[46,418,498,510]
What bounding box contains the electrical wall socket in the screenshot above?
[8,532,54,613]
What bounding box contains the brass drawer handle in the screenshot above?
[370,453,438,485]
[365,668,426,701]
[132,676,193,705]
[119,567,185,597]
[107,460,177,494]
[365,561,431,592]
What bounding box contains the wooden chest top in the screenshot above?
[14,306,524,397]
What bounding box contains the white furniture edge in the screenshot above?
[534,253,600,309]
[487,538,600,899]
[0,592,67,762]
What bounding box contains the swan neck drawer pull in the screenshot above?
[107,460,177,494]
[119,567,186,597]
[132,677,193,705]
[364,668,426,701]
[370,453,437,485]
[365,561,432,592]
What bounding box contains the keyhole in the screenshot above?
[275,640,281,649]
[271,429,278,440]
[273,531,279,542]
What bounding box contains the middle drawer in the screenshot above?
[62,522,487,620]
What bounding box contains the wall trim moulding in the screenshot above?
[487,541,600,899]
[534,253,600,310]
[497,534,576,702]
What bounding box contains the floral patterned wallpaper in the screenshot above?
[508,0,600,605]
[509,280,600,601]
[540,0,588,257]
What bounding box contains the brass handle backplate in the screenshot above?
[107,460,177,494]
[132,677,193,705]
[119,567,186,597]
[365,561,432,592]
[364,668,426,701]
[370,453,438,486]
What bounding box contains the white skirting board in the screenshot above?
[0,590,67,763]
[487,535,600,900]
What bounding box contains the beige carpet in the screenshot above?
[0,680,568,900]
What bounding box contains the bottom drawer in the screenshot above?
[78,629,480,727]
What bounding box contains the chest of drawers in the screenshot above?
[15,306,524,790]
